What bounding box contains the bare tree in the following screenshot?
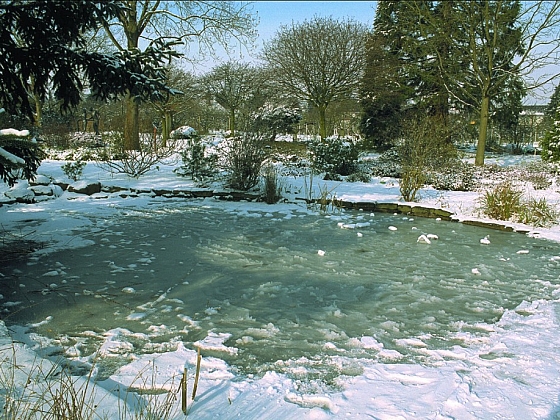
[262,17,368,140]
[151,65,200,145]
[201,62,265,136]
[101,1,257,150]
[417,1,560,166]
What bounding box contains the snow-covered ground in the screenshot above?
[1,149,560,419]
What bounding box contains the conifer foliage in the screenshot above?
[0,0,178,185]
[0,1,177,119]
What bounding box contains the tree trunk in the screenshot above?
[229,109,236,136]
[475,95,490,166]
[122,6,141,151]
[34,93,43,128]
[124,93,140,150]
[162,111,172,147]
[318,105,327,140]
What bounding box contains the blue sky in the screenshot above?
[252,1,377,42]
[191,1,377,72]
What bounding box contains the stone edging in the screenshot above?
[2,181,534,234]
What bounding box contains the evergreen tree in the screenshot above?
[360,1,459,149]
[544,84,560,128]
[0,0,178,186]
[541,104,560,162]
[359,1,412,150]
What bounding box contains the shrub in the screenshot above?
[541,105,560,162]
[174,135,217,182]
[308,136,360,177]
[398,116,457,171]
[220,134,268,191]
[428,161,477,191]
[526,172,552,190]
[261,162,282,204]
[518,160,556,190]
[478,181,523,221]
[400,167,426,202]
[61,160,86,181]
[397,116,457,202]
[370,148,402,178]
[346,171,371,183]
[96,132,178,178]
[252,104,301,141]
[517,197,558,227]
[170,125,197,140]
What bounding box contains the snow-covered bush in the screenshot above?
[174,135,217,182]
[345,171,371,183]
[400,168,426,202]
[170,126,197,140]
[479,181,558,227]
[398,116,457,201]
[517,197,558,227]
[252,104,301,141]
[479,181,523,221]
[427,161,477,192]
[261,162,282,204]
[370,149,402,178]
[95,132,176,178]
[519,160,557,190]
[308,136,360,178]
[541,105,560,162]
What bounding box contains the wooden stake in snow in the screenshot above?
[181,367,187,415]
[192,347,202,401]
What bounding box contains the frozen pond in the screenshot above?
[2,203,560,385]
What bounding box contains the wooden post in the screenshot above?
[181,367,187,415]
[192,347,201,401]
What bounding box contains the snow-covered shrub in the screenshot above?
[398,116,457,201]
[370,149,402,177]
[220,134,268,191]
[96,131,177,178]
[61,160,86,181]
[345,171,371,183]
[308,136,360,178]
[170,125,197,140]
[427,161,477,191]
[525,171,552,190]
[252,104,301,141]
[174,135,217,182]
[400,168,426,202]
[517,160,556,190]
[541,105,560,162]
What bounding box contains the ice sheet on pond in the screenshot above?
[2,204,560,418]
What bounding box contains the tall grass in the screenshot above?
[479,181,522,221]
[261,162,282,204]
[0,347,100,420]
[478,181,558,227]
[0,344,182,420]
